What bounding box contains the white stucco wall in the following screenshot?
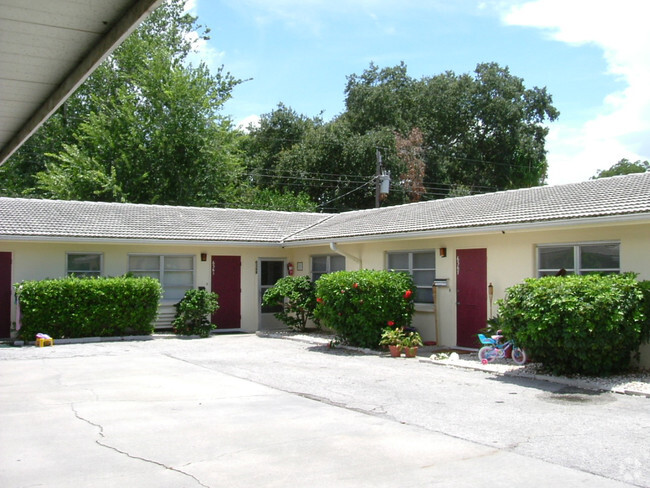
[2,218,649,366]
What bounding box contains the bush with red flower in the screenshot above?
[314,269,416,348]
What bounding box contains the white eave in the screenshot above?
[0,0,164,165]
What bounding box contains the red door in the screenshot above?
[456,248,487,348]
[0,252,12,338]
[211,256,241,329]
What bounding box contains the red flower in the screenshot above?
[403,290,413,299]
[353,283,359,289]
[316,297,323,303]
[387,320,395,327]
[341,289,345,294]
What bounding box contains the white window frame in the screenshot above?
[311,254,346,281]
[386,250,436,305]
[536,241,620,277]
[66,252,103,277]
[128,254,195,302]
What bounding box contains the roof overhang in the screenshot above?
[281,212,650,247]
[0,0,164,166]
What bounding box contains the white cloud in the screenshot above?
[185,30,227,69]
[501,0,650,183]
[183,0,226,69]
[236,114,261,133]
[183,0,198,13]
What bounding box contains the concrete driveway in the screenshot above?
[0,334,645,487]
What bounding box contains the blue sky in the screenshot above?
[186,0,650,185]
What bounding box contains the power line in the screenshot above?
[317,177,377,209]
[244,167,501,192]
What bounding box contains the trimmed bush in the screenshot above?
[498,274,650,376]
[639,280,650,338]
[16,276,162,339]
[314,270,416,348]
[262,275,319,331]
[172,289,219,338]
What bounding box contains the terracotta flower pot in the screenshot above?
[404,346,418,358]
[388,345,403,357]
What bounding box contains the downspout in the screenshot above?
[329,242,362,269]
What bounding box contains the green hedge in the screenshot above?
[314,270,416,348]
[16,276,162,339]
[498,274,650,376]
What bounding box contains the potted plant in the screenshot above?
[402,331,423,358]
[379,326,406,357]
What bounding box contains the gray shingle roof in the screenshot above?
[0,198,331,243]
[1,172,649,244]
[285,172,650,242]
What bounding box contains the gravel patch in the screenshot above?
[426,350,650,397]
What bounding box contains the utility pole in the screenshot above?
[375,148,382,208]
[375,148,390,208]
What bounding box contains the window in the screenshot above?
[128,254,194,301]
[387,251,436,303]
[537,243,620,277]
[311,255,345,281]
[67,253,102,277]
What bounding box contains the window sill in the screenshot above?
[414,303,435,313]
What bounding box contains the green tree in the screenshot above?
[344,62,559,195]
[0,107,71,196]
[344,62,417,135]
[235,188,318,212]
[242,103,322,189]
[248,62,559,210]
[276,120,404,211]
[38,58,242,206]
[592,158,649,179]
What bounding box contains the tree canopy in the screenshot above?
[592,158,649,179]
[241,62,559,210]
[344,62,559,193]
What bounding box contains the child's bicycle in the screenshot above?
[477,330,527,365]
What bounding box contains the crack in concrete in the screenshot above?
[71,403,105,438]
[93,440,210,488]
[70,404,210,488]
